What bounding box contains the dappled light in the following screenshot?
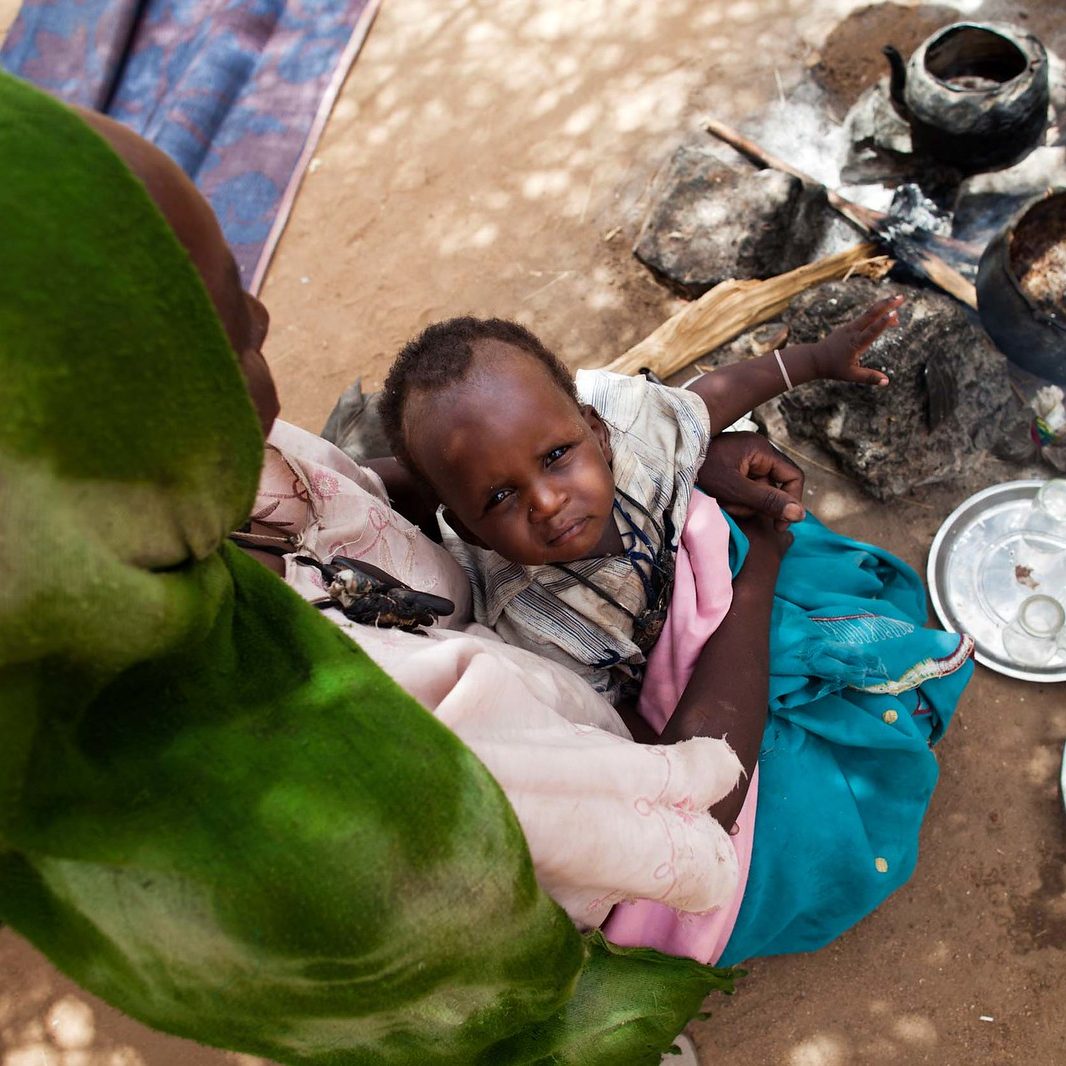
[1027,743,1060,786]
[891,1012,938,1046]
[788,1033,848,1066]
[926,938,952,964]
[0,933,265,1066]
[262,0,872,426]
[805,486,860,521]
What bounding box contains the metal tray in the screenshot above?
[1062,742,1066,814]
[928,480,1066,682]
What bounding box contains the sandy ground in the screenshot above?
[3,1,1066,1064]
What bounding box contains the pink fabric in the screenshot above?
[603,491,759,964]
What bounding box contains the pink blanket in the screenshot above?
[603,491,758,964]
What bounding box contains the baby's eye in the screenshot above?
[545,445,570,465]
[485,487,513,511]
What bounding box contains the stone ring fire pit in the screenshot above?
[883,21,1049,173]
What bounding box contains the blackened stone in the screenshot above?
[778,278,1032,498]
[840,81,914,184]
[634,144,828,299]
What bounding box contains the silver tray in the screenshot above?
[1062,742,1066,814]
[928,480,1066,683]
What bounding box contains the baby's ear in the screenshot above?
[580,404,613,465]
[441,507,490,549]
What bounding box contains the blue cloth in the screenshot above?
[718,514,973,965]
[1,0,377,289]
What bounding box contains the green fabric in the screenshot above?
[0,70,733,1064]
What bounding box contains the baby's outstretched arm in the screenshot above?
[687,294,903,435]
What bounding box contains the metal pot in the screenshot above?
[976,189,1066,386]
[883,22,1049,173]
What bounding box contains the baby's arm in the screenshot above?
[686,294,903,435]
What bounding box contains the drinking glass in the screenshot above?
[1001,594,1066,666]
[1023,478,1066,544]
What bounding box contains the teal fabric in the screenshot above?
[719,514,973,965]
[0,69,735,1065]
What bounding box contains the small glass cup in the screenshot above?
[1023,478,1066,545]
[1002,594,1066,666]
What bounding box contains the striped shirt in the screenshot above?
[440,369,710,702]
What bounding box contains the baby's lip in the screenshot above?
[547,516,588,547]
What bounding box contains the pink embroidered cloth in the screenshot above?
[603,490,758,964]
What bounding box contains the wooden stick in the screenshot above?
[603,242,891,378]
[890,235,978,307]
[704,118,978,309]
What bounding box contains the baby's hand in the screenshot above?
[811,294,903,387]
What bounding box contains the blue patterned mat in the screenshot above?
[2,0,380,291]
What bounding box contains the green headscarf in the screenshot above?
[0,70,731,1064]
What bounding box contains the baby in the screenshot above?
[379,298,902,704]
[380,301,975,966]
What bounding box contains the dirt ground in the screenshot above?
[3,1,1066,1064]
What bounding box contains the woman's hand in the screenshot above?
[810,294,903,386]
[698,431,806,531]
[665,446,800,825]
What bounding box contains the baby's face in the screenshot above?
[406,343,617,565]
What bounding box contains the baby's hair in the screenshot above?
[380,316,578,468]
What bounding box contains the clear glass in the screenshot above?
[1001,594,1066,666]
[1022,479,1066,546]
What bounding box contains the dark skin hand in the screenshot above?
[696,430,806,531]
[660,514,792,828]
[689,294,903,436]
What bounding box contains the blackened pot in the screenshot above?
[976,190,1066,386]
[885,22,1049,174]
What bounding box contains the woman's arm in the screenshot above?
[659,517,790,828]
[687,294,902,435]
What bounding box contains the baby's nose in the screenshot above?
[528,481,566,519]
